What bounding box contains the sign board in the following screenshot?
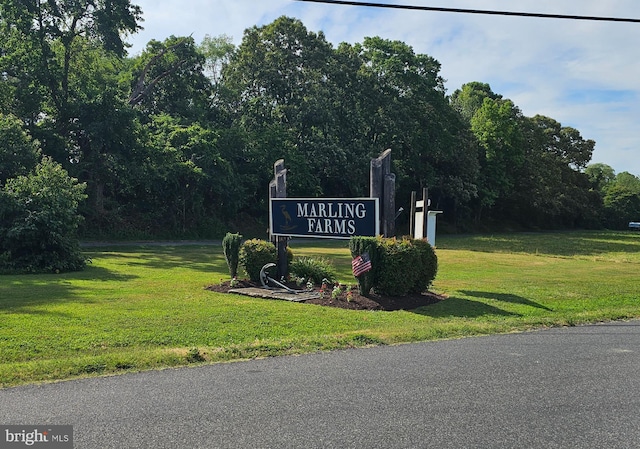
[270,198,379,239]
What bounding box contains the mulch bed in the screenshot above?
[205,279,446,311]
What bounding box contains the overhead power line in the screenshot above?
[293,0,640,23]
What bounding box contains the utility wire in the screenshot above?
[293,0,640,23]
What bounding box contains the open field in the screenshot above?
[1,231,639,387]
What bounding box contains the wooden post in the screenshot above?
[380,149,391,178]
[384,173,396,237]
[370,149,394,237]
[422,187,429,241]
[274,160,284,173]
[270,159,288,280]
[268,180,277,242]
[370,158,383,203]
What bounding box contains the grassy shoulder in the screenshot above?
[1,231,639,388]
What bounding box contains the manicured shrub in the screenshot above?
[222,232,243,278]
[375,238,419,296]
[239,239,277,282]
[412,238,438,293]
[349,236,438,297]
[290,256,337,285]
[349,236,382,297]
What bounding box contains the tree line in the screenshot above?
[1,3,639,240]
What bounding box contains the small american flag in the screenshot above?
[352,252,372,277]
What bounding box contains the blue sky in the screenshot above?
[126,0,640,177]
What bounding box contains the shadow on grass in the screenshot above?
[92,246,226,273]
[459,290,553,311]
[438,231,640,257]
[413,296,522,318]
[0,265,137,311]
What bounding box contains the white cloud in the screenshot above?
[127,0,640,176]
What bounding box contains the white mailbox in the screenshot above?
[413,197,442,246]
[426,210,443,246]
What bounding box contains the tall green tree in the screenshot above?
[130,114,239,235]
[585,163,615,192]
[222,16,341,205]
[0,0,144,231]
[470,97,524,219]
[602,172,640,229]
[223,20,479,224]
[451,81,599,227]
[0,0,141,123]
[507,115,598,228]
[353,37,479,222]
[450,82,501,123]
[198,34,235,87]
[128,36,213,122]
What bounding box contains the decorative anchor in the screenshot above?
[259,263,298,293]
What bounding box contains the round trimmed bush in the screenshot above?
[375,237,438,296]
[349,236,438,297]
[239,239,277,282]
[412,238,438,293]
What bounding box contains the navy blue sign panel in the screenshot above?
[270,198,380,239]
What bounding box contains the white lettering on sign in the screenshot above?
[296,202,367,220]
[296,202,367,236]
[307,218,357,235]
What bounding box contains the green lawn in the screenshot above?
[1,231,639,387]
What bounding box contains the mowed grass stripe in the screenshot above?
[1,231,639,387]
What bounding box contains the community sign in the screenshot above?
[270,198,379,239]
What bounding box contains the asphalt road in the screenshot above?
[2,321,640,448]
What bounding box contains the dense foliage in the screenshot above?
[1,5,638,238]
[349,236,437,296]
[375,237,438,296]
[222,232,242,278]
[349,236,381,296]
[0,157,87,273]
[289,256,338,285]
[238,239,277,282]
